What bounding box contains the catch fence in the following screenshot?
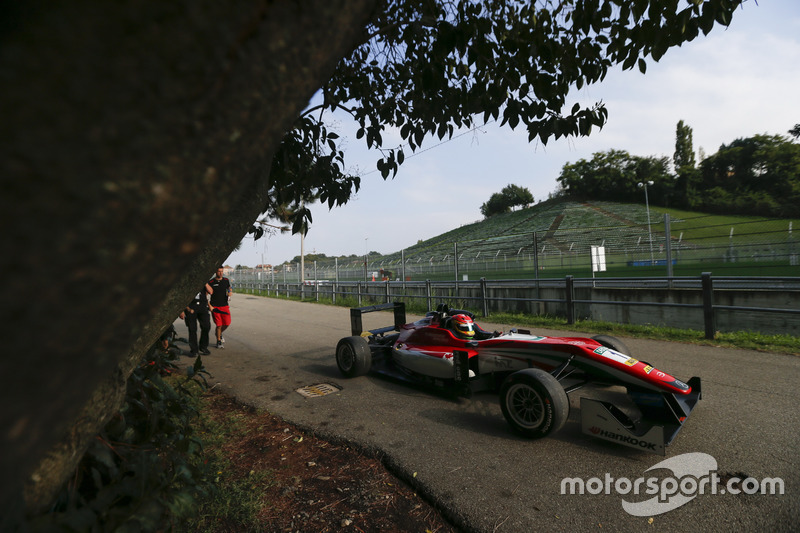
[237,212,799,284]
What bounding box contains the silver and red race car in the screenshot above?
[335,303,701,455]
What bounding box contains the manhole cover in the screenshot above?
[295,383,341,398]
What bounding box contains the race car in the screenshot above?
[335,302,701,455]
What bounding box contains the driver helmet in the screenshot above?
[451,314,475,339]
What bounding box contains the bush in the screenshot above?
[29,330,211,532]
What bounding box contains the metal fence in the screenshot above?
[238,210,799,284]
[231,274,800,339]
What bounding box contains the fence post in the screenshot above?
[385,279,390,304]
[401,249,406,286]
[480,277,488,317]
[532,231,540,299]
[332,281,337,304]
[565,275,575,325]
[454,242,459,281]
[357,281,362,306]
[426,279,432,311]
[665,214,673,287]
[702,272,715,339]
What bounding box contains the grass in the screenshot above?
[264,200,800,283]
[179,399,277,532]
[374,199,800,263]
[651,206,800,244]
[175,388,460,533]
[485,312,800,355]
[236,289,800,356]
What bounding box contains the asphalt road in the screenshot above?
[180,296,799,532]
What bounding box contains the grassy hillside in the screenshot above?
[381,198,797,259]
[363,198,800,279]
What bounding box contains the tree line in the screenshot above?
[555,121,800,218]
[480,184,535,217]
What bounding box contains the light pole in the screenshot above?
[638,180,655,265]
[300,230,305,284]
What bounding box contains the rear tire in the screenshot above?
[336,336,372,377]
[592,334,631,356]
[499,369,569,438]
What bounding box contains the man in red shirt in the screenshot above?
[206,266,232,349]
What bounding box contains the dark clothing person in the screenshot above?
[207,276,231,307]
[182,289,211,356]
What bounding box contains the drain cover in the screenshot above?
[295,383,341,398]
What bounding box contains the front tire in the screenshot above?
[592,334,631,356]
[336,336,372,377]
[499,369,569,438]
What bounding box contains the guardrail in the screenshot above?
[232,274,800,338]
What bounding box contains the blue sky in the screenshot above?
[227,1,800,268]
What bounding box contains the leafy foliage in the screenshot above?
[480,183,534,217]
[256,0,743,234]
[688,134,800,217]
[674,120,696,172]
[29,329,211,532]
[556,149,672,203]
[555,132,800,217]
[673,119,697,207]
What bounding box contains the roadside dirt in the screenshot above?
[199,388,459,533]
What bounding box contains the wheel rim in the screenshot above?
[506,383,545,429]
[338,344,354,371]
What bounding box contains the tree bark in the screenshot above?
[0,0,378,522]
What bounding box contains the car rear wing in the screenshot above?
[350,302,407,337]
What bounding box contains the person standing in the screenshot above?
[179,288,211,356]
[207,266,232,349]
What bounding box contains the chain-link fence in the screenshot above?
[235,211,799,284]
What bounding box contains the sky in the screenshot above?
[227,1,800,268]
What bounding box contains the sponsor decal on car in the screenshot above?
[492,356,514,369]
[589,427,658,450]
[671,379,690,390]
[624,358,639,366]
[593,346,631,364]
[643,365,654,374]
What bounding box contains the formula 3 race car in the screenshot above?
[335,302,701,455]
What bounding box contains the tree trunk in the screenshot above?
[0,0,378,522]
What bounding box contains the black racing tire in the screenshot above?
[335,336,372,377]
[592,334,631,356]
[499,369,569,439]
